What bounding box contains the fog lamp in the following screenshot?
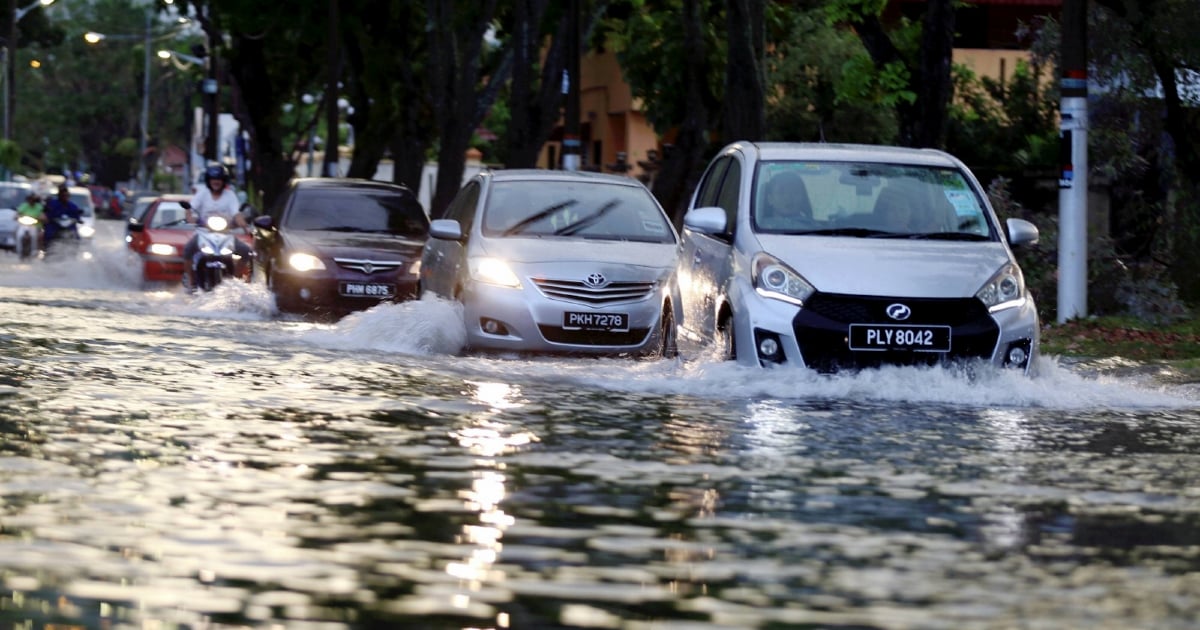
[753,328,785,365]
[481,318,509,335]
[1003,339,1032,369]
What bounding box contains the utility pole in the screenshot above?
[1057,0,1088,322]
[561,0,581,171]
[322,0,338,177]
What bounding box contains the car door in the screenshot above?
[422,180,481,299]
[680,154,742,340]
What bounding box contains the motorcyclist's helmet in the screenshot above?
[204,165,231,187]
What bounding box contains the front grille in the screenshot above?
[334,258,403,274]
[796,292,999,373]
[538,325,651,346]
[532,278,655,305]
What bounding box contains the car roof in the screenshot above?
[480,169,651,187]
[290,177,415,194]
[733,142,963,168]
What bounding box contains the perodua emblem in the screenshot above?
[584,273,607,288]
[886,303,912,321]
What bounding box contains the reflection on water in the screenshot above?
[1,222,1199,628]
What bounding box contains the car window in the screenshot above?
[752,161,995,239]
[714,158,742,236]
[70,193,95,217]
[284,188,429,236]
[481,180,674,244]
[0,186,28,209]
[133,196,159,221]
[695,156,730,208]
[445,181,481,230]
[149,202,191,229]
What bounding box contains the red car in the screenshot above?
[126,194,254,285]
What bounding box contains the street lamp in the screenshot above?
[3,0,56,141]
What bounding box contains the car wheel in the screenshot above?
[658,306,678,359]
[717,317,736,361]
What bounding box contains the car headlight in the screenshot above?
[78,224,95,238]
[289,252,326,271]
[976,263,1026,311]
[752,253,814,306]
[408,259,422,276]
[148,243,176,256]
[469,257,521,288]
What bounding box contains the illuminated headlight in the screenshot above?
[408,259,422,276]
[148,243,176,256]
[200,244,216,255]
[469,257,521,288]
[752,253,814,306]
[78,224,95,238]
[289,252,326,271]
[976,263,1025,311]
[17,215,38,226]
[205,216,229,231]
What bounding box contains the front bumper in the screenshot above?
[729,282,1039,373]
[462,280,667,355]
[272,267,420,315]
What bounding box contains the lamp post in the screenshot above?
[4,0,55,141]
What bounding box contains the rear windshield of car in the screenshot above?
[753,161,996,239]
[481,180,675,243]
[284,189,430,237]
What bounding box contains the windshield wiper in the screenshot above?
[793,227,892,238]
[502,200,578,236]
[554,200,619,236]
[901,232,991,241]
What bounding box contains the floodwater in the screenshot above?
[1,221,1198,629]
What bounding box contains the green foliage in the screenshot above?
[763,8,897,143]
[0,140,21,173]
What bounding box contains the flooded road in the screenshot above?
[1,220,1199,629]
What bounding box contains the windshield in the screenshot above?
[149,202,192,229]
[284,189,429,237]
[0,185,28,209]
[481,180,675,243]
[69,193,95,218]
[752,161,996,240]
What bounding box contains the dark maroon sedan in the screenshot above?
[252,178,429,318]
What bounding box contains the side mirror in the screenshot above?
[1006,218,1039,247]
[127,220,144,233]
[682,206,728,235]
[429,218,464,241]
[252,215,275,230]
[179,201,191,210]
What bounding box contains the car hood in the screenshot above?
[479,237,678,271]
[284,230,425,260]
[754,234,1015,298]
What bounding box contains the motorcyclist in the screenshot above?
[42,184,83,245]
[182,164,252,289]
[15,191,46,253]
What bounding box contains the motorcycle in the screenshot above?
[14,214,40,259]
[41,214,82,257]
[189,214,254,292]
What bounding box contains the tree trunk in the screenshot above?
[226,33,295,209]
[722,0,765,143]
[653,0,714,225]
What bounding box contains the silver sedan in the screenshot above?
[421,169,681,358]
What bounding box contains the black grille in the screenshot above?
[537,325,651,346]
[532,278,656,305]
[796,293,999,373]
[334,258,403,274]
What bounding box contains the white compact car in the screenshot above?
[677,142,1041,374]
[421,169,681,358]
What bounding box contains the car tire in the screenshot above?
[717,317,736,361]
[658,306,678,359]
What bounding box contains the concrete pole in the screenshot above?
[1057,0,1088,322]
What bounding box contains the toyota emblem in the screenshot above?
[886,303,912,321]
[584,273,607,288]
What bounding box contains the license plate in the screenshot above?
[563,311,629,331]
[340,282,395,298]
[848,324,951,352]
